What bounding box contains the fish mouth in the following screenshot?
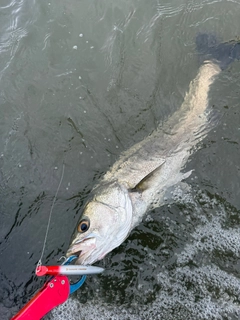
[66,237,97,264]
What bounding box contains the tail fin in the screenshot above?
[196,33,240,70]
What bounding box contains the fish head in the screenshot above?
[66,182,133,265]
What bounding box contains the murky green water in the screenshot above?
[1,0,240,319]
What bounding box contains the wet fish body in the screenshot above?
[66,36,240,265]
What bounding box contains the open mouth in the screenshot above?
[66,237,96,258]
[71,249,82,257]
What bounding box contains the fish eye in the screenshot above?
[77,219,90,233]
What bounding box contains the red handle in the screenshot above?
[11,275,70,320]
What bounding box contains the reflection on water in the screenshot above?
[0,0,240,319]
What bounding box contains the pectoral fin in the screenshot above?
[131,160,165,192]
[103,153,166,190]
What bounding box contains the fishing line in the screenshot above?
[36,163,65,272]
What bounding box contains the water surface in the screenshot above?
[0,0,240,319]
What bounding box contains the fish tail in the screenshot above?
[196,33,240,70]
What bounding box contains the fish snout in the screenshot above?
[66,236,97,261]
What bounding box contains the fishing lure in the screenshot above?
[11,256,104,320]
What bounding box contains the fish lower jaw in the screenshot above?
[65,248,82,258]
[66,242,84,257]
[66,249,91,265]
[66,238,97,262]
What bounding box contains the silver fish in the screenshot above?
[66,36,240,265]
[66,61,221,265]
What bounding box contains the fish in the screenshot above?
[66,34,240,265]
